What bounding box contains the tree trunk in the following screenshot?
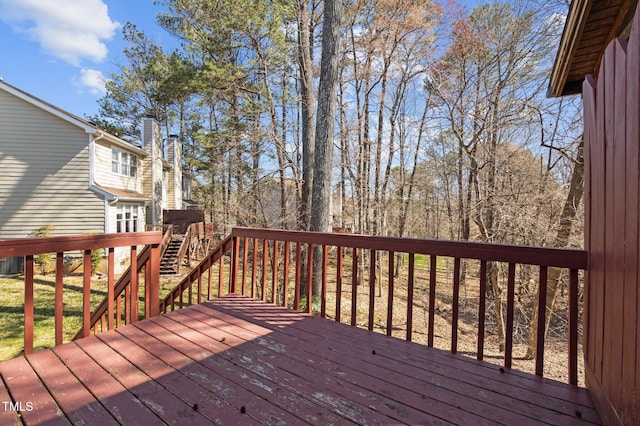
[297,0,316,230]
[488,261,506,351]
[310,0,341,296]
[526,139,584,358]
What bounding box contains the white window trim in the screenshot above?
[111,146,138,178]
[116,204,141,233]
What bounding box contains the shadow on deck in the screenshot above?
[0,295,599,425]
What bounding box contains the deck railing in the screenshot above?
[0,227,588,385]
[162,226,588,385]
[0,232,162,355]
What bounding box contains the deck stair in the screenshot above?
[160,234,186,274]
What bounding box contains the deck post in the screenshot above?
[148,243,161,317]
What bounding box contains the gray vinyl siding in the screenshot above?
[0,90,104,239]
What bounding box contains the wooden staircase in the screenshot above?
[160,234,185,274]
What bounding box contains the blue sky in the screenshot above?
[0,0,488,121]
[0,0,177,119]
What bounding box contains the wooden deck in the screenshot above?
[0,295,600,425]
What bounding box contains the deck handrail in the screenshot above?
[230,227,588,269]
[162,226,587,386]
[0,232,162,355]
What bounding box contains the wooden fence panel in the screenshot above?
[628,10,640,425]
[583,9,640,424]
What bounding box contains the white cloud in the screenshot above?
[73,68,107,95]
[0,0,119,65]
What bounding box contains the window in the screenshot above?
[116,204,140,233]
[111,147,138,177]
[182,176,192,200]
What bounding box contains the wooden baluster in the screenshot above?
[406,253,415,342]
[387,252,395,337]
[272,240,279,304]
[321,245,328,318]
[218,245,224,297]
[207,254,213,300]
[283,241,290,308]
[569,269,579,385]
[144,252,151,318]
[262,240,268,302]
[351,248,359,327]
[24,255,34,354]
[55,252,64,346]
[130,245,138,323]
[242,238,249,296]
[505,262,516,369]
[252,238,258,299]
[336,247,343,323]
[117,292,123,327]
[231,236,239,294]
[477,260,487,360]
[294,243,302,310]
[83,250,92,338]
[536,266,548,377]
[368,250,376,331]
[188,279,193,305]
[197,272,203,304]
[428,255,437,347]
[306,244,313,314]
[452,257,461,353]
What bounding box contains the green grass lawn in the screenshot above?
[0,273,182,361]
[0,275,105,360]
[402,253,447,270]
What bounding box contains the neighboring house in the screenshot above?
[0,80,192,267]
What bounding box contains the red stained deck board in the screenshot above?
[169,304,454,424]
[190,306,550,425]
[26,349,119,425]
[210,295,600,424]
[52,343,165,426]
[0,376,23,426]
[95,330,253,426]
[226,295,597,406]
[75,334,212,425]
[117,322,297,424]
[0,294,600,425]
[142,312,364,425]
[181,303,493,424]
[0,356,70,425]
[195,299,596,425]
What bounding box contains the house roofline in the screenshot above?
[0,79,146,156]
[91,184,151,203]
[548,0,637,97]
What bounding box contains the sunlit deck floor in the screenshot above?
[0,294,600,425]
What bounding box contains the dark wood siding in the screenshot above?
[583,8,640,425]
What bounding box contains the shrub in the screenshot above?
[29,225,55,274]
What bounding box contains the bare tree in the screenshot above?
[310,0,342,295]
